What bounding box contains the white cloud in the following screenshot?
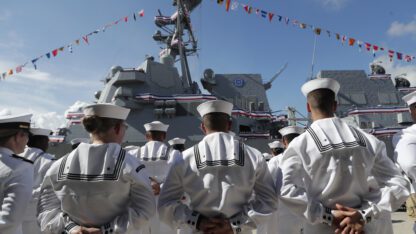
[0,101,91,130]
[372,55,416,86]
[65,101,90,115]
[32,112,66,130]
[387,18,416,38]
[315,0,349,10]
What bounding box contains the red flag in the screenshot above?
[268,12,274,22]
[348,38,355,46]
[388,50,394,61]
[83,36,89,44]
[124,16,128,22]
[16,66,22,73]
[397,52,403,60]
[405,55,413,62]
[365,43,371,51]
[139,9,144,17]
[243,5,249,12]
[8,69,13,75]
[225,0,231,11]
[52,49,58,57]
[373,45,379,51]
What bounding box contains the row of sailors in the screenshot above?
[0,77,415,234]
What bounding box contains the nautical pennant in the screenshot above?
[211,1,415,64]
[138,9,144,17]
[225,0,231,11]
[31,59,38,70]
[231,1,239,10]
[348,38,355,46]
[397,52,403,60]
[52,49,58,57]
[268,12,274,22]
[82,36,89,44]
[1,9,145,80]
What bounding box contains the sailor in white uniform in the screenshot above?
[37,103,155,234]
[394,90,416,232]
[127,120,179,234]
[279,78,410,234]
[262,152,273,162]
[268,140,284,158]
[0,113,34,234]
[158,100,277,234]
[70,138,90,150]
[19,128,55,234]
[168,137,186,152]
[265,126,304,234]
[168,137,192,234]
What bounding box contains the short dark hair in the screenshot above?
[146,131,166,141]
[271,147,284,156]
[28,135,49,152]
[283,133,300,145]
[202,113,230,132]
[307,89,336,115]
[172,144,185,152]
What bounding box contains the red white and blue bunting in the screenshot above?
[214,0,415,64]
[1,9,145,80]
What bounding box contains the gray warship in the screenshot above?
[48,0,288,156]
[315,63,414,158]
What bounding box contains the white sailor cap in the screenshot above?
[197,100,233,117]
[301,78,340,97]
[168,137,186,146]
[83,103,130,120]
[268,141,284,149]
[30,128,52,136]
[279,126,305,137]
[70,138,90,145]
[0,113,32,130]
[144,121,169,132]
[262,153,273,160]
[402,91,416,106]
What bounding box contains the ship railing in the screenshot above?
[347,106,408,115]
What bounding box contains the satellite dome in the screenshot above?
[370,64,386,75]
[110,66,123,76]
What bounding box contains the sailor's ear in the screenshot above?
[227,120,232,131]
[306,102,311,113]
[200,122,207,134]
[114,122,122,134]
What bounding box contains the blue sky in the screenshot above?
[0,0,416,129]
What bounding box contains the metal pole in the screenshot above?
[310,34,318,80]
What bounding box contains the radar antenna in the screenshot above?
[263,62,288,90]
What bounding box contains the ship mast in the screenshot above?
[153,0,200,93]
[176,0,193,89]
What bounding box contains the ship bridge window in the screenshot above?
[378,93,398,104]
[239,125,251,133]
